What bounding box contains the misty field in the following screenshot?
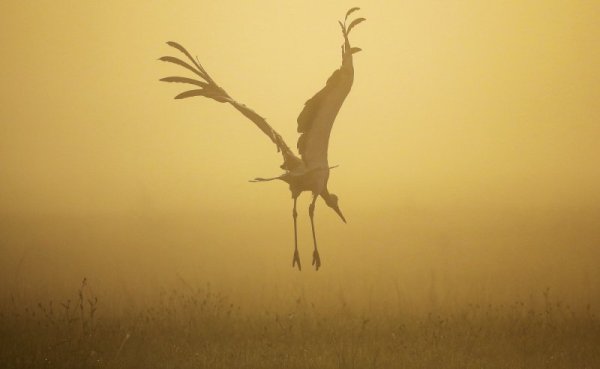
[1,280,598,369]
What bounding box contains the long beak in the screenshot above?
[334,206,347,224]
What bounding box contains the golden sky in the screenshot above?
[1,1,599,305]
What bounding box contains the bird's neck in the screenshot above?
[320,188,333,201]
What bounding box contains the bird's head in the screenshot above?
[323,193,346,223]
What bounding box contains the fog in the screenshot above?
[1,0,599,313]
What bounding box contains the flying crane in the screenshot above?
[160,8,365,270]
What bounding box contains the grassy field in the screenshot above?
[1,280,598,369]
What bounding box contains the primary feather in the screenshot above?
[296,18,360,169]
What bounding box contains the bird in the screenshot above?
[159,8,365,271]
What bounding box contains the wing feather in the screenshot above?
[166,41,212,81]
[296,67,353,168]
[296,12,364,168]
[160,76,208,88]
[158,56,207,80]
[160,42,302,171]
[345,7,361,20]
[347,18,366,35]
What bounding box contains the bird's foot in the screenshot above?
[312,249,321,271]
[292,249,301,271]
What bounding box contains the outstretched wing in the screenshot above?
[296,9,365,169]
[159,41,303,171]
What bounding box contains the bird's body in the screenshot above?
[276,166,331,204]
[289,168,330,198]
[160,8,365,270]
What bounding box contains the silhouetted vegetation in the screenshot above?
[1,280,598,369]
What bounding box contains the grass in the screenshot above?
[1,280,598,369]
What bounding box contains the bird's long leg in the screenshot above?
[292,197,301,271]
[309,195,321,271]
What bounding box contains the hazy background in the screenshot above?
[1,0,598,312]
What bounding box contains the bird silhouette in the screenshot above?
[160,8,365,271]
